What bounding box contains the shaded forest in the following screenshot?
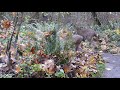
[0,12,120,78]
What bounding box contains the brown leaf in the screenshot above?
[63,65,71,73]
[89,56,96,64]
[81,73,87,78]
[43,59,56,74]
[33,58,39,64]
[46,66,56,74]
[37,50,49,58]
[15,65,21,73]
[1,20,13,29]
[30,47,35,54]
[37,50,44,56]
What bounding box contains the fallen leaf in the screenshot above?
[46,66,56,74]
[89,56,96,64]
[63,65,71,73]
[30,47,35,54]
[43,59,56,74]
[98,61,104,64]
[34,58,39,64]
[1,19,13,29]
[15,65,21,73]
[106,68,111,71]
[81,73,87,78]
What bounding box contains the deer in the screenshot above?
[72,34,83,51]
[71,24,102,50]
[57,28,84,51]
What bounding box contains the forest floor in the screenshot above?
[102,53,120,78]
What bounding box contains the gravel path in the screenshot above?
[102,53,120,78]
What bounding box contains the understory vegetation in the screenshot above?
[0,12,120,78]
[93,22,120,54]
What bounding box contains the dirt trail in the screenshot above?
[102,53,120,78]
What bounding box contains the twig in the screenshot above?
[14,12,24,59]
[6,13,18,53]
[6,12,19,68]
[14,12,23,48]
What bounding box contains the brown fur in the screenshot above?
[76,27,99,42]
[73,25,102,50]
[72,35,83,51]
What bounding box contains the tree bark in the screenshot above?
[91,12,101,26]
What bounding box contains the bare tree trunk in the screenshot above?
[32,12,39,19]
[91,12,101,26]
[28,12,39,23]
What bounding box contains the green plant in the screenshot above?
[90,62,105,78]
[0,73,14,78]
[44,30,57,55]
[31,64,43,72]
[55,52,69,65]
[92,21,120,52]
[55,69,65,78]
[17,63,32,78]
[96,63,105,77]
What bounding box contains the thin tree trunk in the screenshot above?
[91,12,101,26]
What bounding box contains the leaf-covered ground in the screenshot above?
[0,17,105,78]
[2,12,120,78]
